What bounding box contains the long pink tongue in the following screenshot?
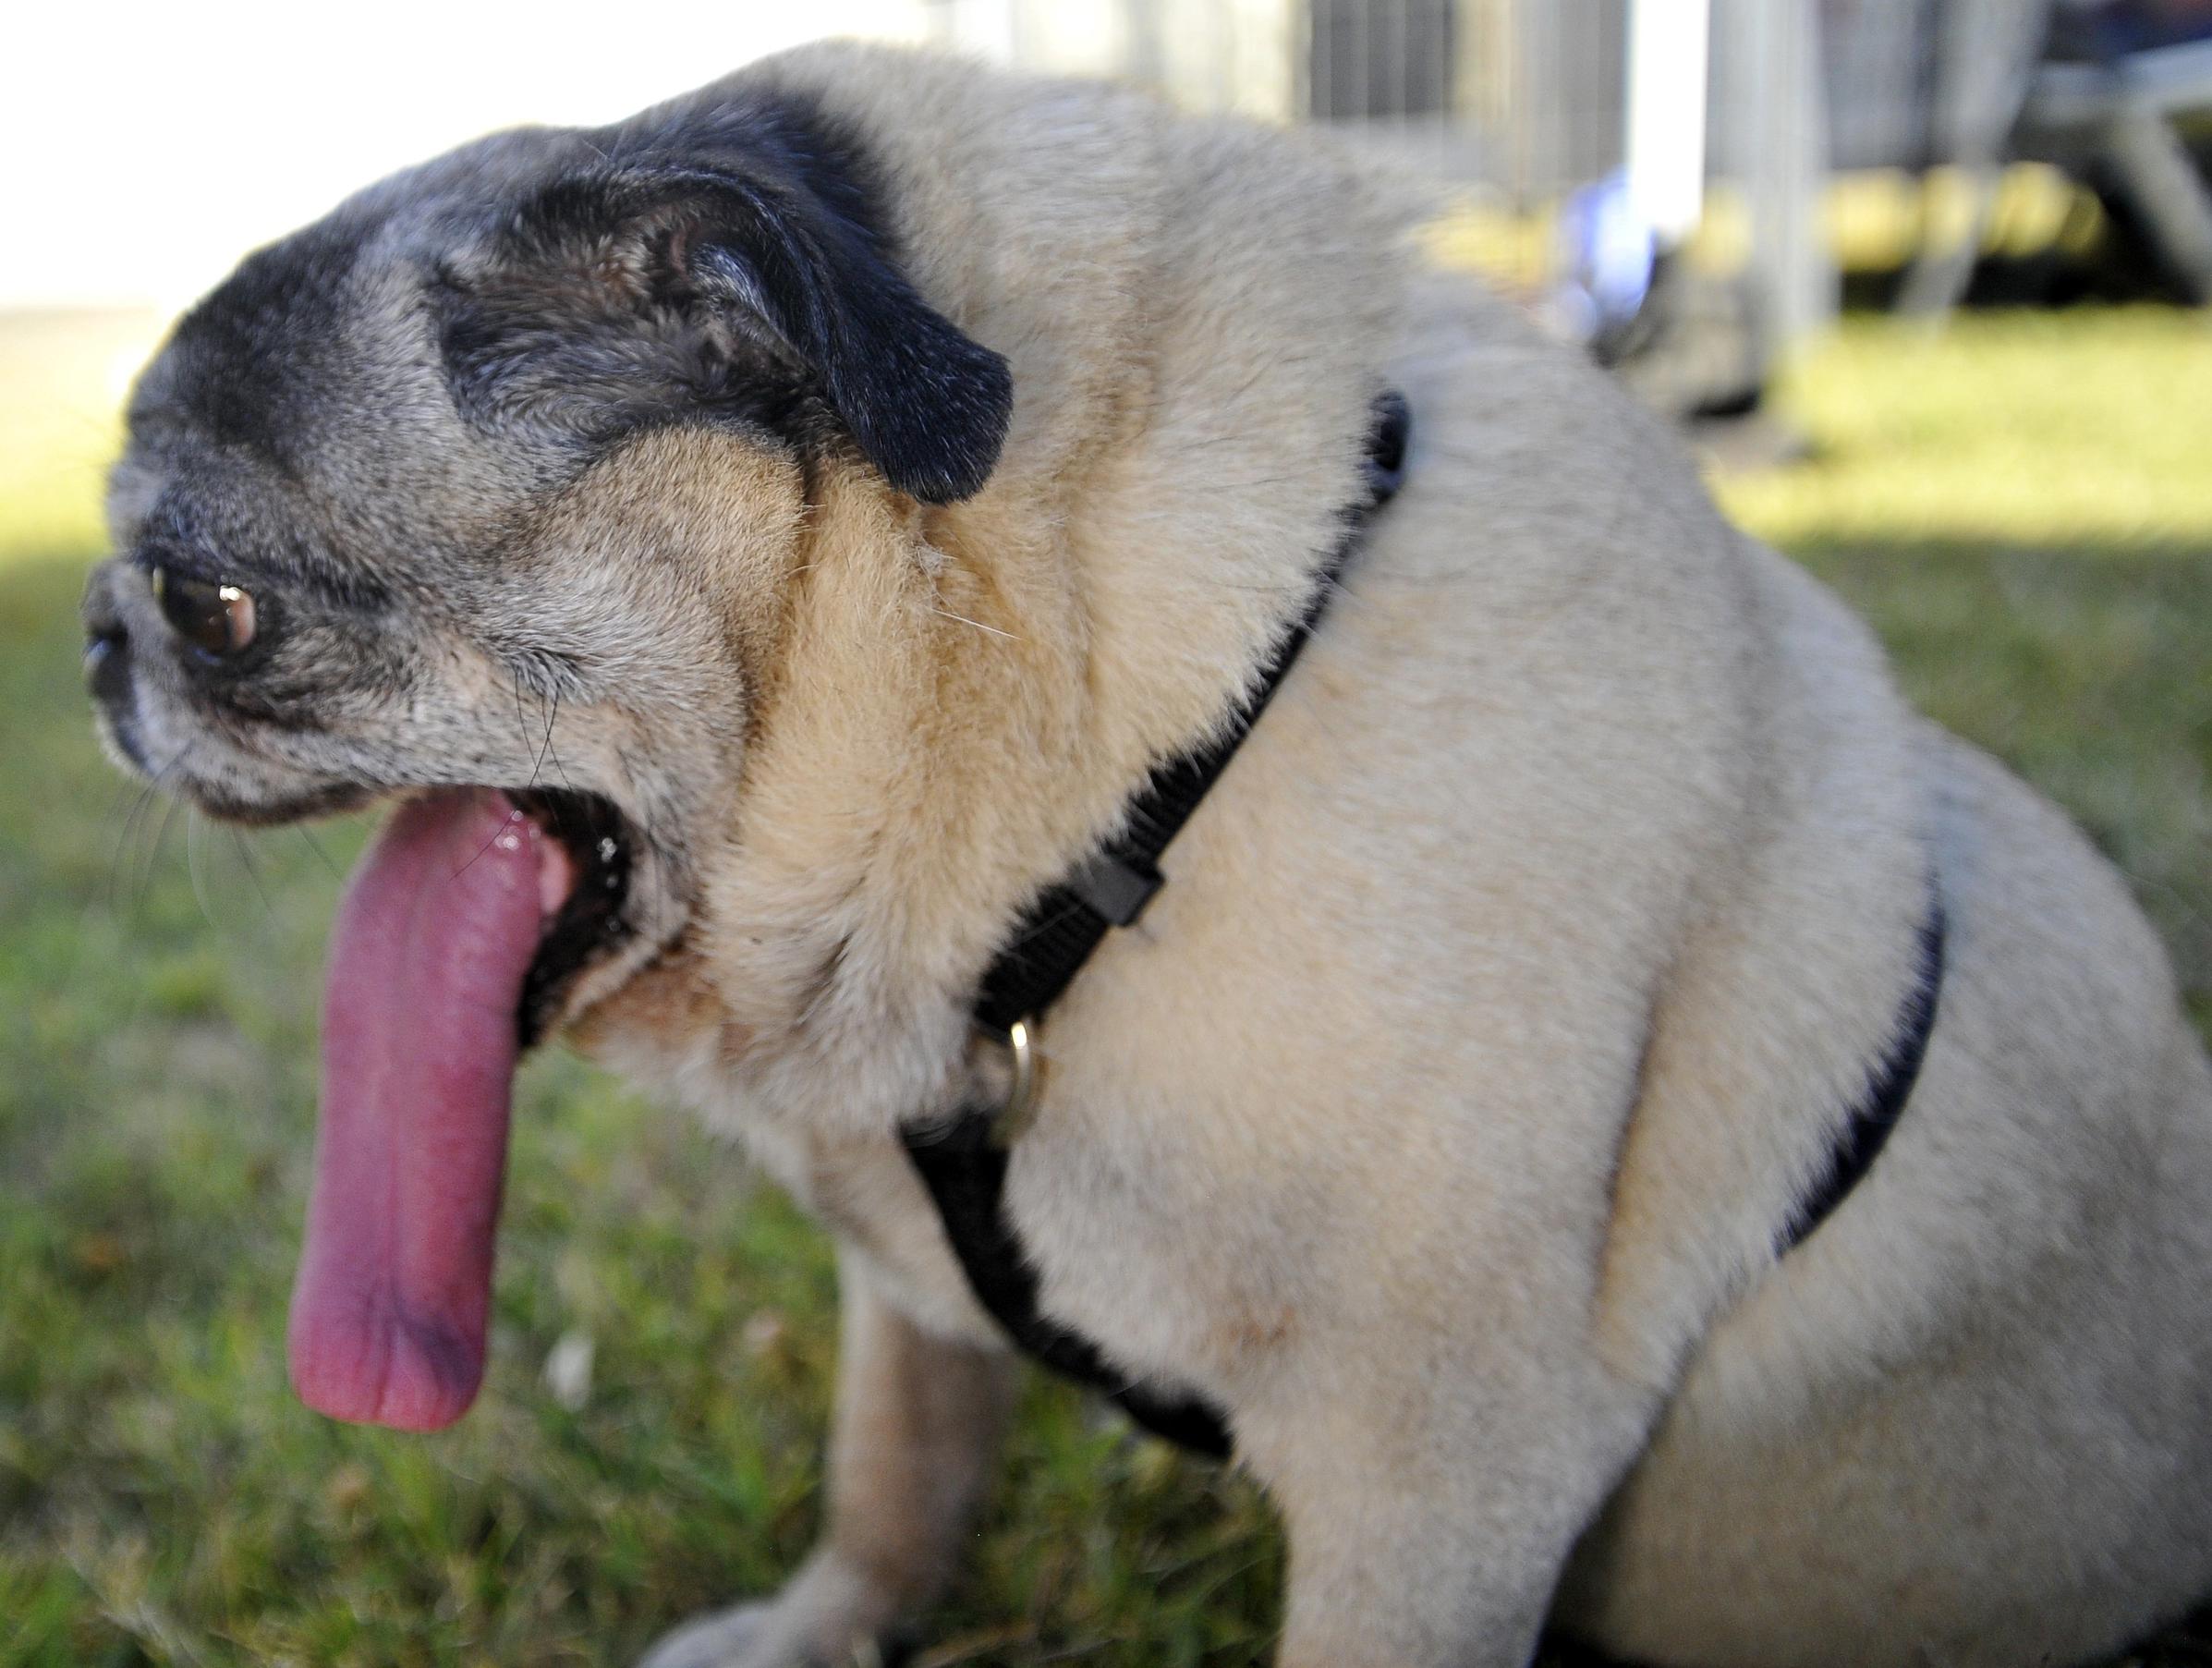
[289,789,566,1431]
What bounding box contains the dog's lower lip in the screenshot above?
[508,785,639,1046]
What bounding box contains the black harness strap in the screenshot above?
[904,392,1410,1459]
[901,1113,1239,1456]
[903,387,1946,1459]
[1781,896,1947,1249]
[971,393,1413,1037]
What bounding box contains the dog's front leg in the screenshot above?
[639,1248,1017,1668]
[1270,1485,1552,1668]
[1244,1360,1650,1668]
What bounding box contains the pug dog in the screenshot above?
[83,40,2212,1668]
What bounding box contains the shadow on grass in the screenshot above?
[2,535,2207,1665]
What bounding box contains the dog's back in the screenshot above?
[639,45,2212,1663]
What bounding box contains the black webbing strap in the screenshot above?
[904,391,1411,1459]
[1781,895,1947,1250]
[904,384,1944,1457]
[901,1113,1240,1456]
[973,391,1413,1035]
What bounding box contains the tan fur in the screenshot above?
[96,39,2212,1668]
[612,45,2212,1667]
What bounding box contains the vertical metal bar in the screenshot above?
[1348,0,1368,121]
[1390,0,1407,131]
[1316,0,1333,119]
[1626,0,1712,239]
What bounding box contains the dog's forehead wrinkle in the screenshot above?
[160,213,414,475]
[395,79,1009,505]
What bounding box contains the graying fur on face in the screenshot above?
[84,80,1014,1029]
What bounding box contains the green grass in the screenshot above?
[2,307,2208,1666]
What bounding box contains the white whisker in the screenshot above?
[932,607,1020,641]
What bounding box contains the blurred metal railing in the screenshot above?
[918,3,2210,345]
[921,1,1849,198]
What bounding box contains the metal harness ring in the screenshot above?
[989,1017,1041,1147]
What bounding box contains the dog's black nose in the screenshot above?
[85,624,131,706]
[82,571,134,708]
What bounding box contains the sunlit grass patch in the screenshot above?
[1718,309,2212,551]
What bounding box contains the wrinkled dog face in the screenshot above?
[83,89,1011,1040]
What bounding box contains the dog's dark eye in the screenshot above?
[152,566,257,658]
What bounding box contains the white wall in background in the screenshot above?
[0,0,936,311]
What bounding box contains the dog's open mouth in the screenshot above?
[288,785,643,1433]
[508,786,638,1046]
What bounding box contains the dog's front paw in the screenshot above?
[638,1601,788,1668]
[638,1553,910,1668]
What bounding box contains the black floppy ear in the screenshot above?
[674,164,1013,503]
[437,149,1011,504]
